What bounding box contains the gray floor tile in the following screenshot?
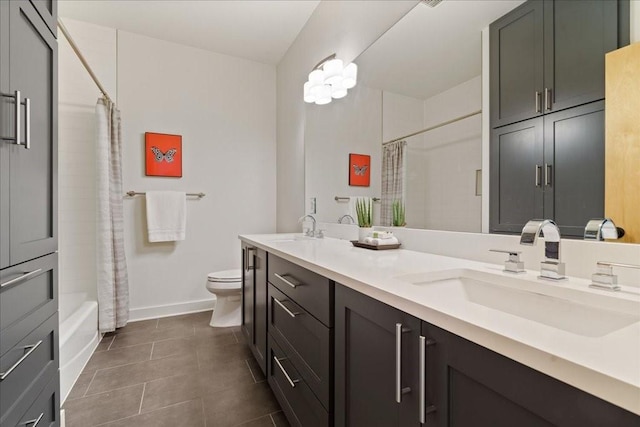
[157,312,203,329]
[98,399,205,427]
[95,335,114,352]
[202,382,280,427]
[246,357,266,383]
[151,336,198,360]
[194,324,238,339]
[237,414,275,427]
[197,341,253,366]
[64,384,144,427]
[110,324,195,349]
[84,343,153,374]
[271,411,291,427]
[65,371,95,401]
[87,352,198,395]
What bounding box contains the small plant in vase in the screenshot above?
[392,200,406,227]
[355,198,373,241]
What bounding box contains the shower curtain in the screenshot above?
[96,97,129,332]
[381,140,407,226]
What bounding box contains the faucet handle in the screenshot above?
[490,249,525,273]
[590,261,640,291]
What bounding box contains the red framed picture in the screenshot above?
[145,132,182,177]
[349,153,370,187]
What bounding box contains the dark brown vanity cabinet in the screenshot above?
[241,243,267,375]
[490,101,605,236]
[267,254,334,427]
[490,0,623,128]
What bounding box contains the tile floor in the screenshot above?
[63,311,289,427]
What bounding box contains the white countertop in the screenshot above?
[240,234,640,415]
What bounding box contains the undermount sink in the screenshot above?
[395,269,640,337]
[268,235,315,243]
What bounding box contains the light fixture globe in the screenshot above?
[331,81,348,99]
[342,63,358,89]
[323,58,344,85]
[303,82,315,103]
[315,85,332,105]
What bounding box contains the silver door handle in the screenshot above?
[24,97,30,149]
[419,336,437,424]
[274,273,300,288]
[545,88,552,111]
[0,269,43,288]
[245,247,255,271]
[273,297,300,318]
[535,91,541,113]
[273,356,299,388]
[22,412,44,426]
[396,323,412,402]
[535,165,542,187]
[15,90,21,146]
[545,164,552,186]
[0,340,43,380]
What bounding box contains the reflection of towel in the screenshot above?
[146,191,186,242]
[348,196,372,225]
[364,236,399,246]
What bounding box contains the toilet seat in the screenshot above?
[207,269,241,282]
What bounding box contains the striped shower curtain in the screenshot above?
[96,97,129,332]
[381,140,407,226]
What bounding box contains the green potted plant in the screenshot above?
[355,197,373,241]
[392,200,406,227]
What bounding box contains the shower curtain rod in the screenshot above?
[382,110,482,146]
[57,18,114,103]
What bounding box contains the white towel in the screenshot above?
[364,236,399,246]
[145,191,186,242]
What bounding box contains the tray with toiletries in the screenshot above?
[351,240,401,250]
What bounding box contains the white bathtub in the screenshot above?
[59,293,100,404]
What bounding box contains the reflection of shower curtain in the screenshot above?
[96,97,129,332]
[381,140,407,226]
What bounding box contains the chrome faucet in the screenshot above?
[584,218,620,240]
[520,219,566,280]
[299,215,317,237]
[590,261,640,291]
[338,214,355,224]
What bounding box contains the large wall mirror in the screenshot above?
[305,0,523,232]
[304,0,637,242]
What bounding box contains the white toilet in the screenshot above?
[205,269,242,327]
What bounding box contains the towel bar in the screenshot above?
[125,191,205,199]
[334,196,380,202]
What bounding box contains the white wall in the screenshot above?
[59,19,276,320]
[382,91,424,142]
[59,19,117,303]
[305,85,382,225]
[277,1,419,232]
[632,0,639,43]
[117,31,276,319]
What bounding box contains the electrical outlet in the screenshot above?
[310,197,317,214]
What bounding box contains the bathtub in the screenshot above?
[59,293,100,403]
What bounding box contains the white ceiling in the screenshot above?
[58,0,321,65]
[357,0,525,100]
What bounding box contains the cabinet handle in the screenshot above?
[535,165,542,187]
[419,336,437,424]
[273,297,300,318]
[0,340,43,380]
[535,91,541,113]
[0,269,43,289]
[395,323,411,403]
[544,88,552,111]
[273,356,299,388]
[24,97,31,149]
[274,273,300,289]
[544,164,552,187]
[245,247,255,272]
[22,412,44,426]
[15,90,21,146]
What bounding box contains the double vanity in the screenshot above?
[240,233,639,426]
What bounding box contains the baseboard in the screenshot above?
[128,298,216,322]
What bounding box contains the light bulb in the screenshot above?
[304,82,315,103]
[315,85,332,105]
[323,58,344,85]
[331,81,347,99]
[343,63,358,89]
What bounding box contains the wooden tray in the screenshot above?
[351,240,401,250]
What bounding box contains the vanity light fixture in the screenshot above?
[303,53,358,105]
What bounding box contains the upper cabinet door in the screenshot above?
[490,1,544,129]
[542,0,618,114]
[7,0,57,267]
[1,1,9,268]
[29,0,57,37]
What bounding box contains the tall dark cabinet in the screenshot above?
[489,0,628,237]
[0,0,60,426]
[241,243,267,374]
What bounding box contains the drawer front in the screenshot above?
[268,336,330,427]
[268,254,333,327]
[0,253,58,357]
[0,313,59,423]
[16,374,59,427]
[268,284,331,409]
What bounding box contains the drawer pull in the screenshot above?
[419,336,437,423]
[22,412,44,426]
[274,273,301,289]
[273,356,300,388]
[273,297,301,318]
[0,268,43,288]
[0,340,43,380]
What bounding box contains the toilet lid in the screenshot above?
[208,269,241,282]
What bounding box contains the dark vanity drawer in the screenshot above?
[268,336,329,427]
[268,284,332,409]
[268,254,334,327]
[0,313,59,425]
[15,374,59,427]
[0,253,58,357]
